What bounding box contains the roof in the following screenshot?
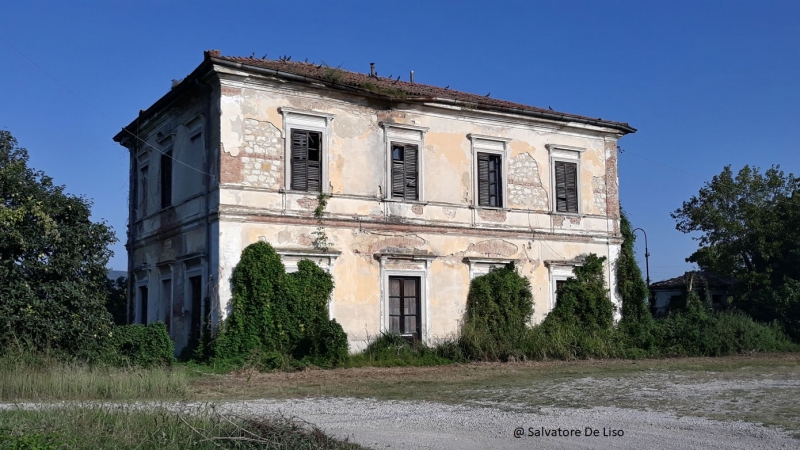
[115,50,635,143]
[210,52,635,134]
[650,271,737,290]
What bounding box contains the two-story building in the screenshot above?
[114,50,636,353]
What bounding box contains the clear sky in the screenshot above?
[1,1,798,280]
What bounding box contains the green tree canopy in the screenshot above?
[0,131,116,357]
[671,164,800,291]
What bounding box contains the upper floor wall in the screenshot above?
[216,68,622,237]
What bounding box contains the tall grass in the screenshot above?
[0,352,189,402]
[0,405,364,449]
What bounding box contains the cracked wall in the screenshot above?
[508,153,549,211]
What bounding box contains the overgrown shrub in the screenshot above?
[616,211,658,353]
[655,293,796,356]
[350,332,451,367]
[459,263,533,360]
[543,254,614,331]
[735,278,800,342]
[104,322,174,367]
[210,242,348,369]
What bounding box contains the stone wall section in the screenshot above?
[508,153,549,211]
[240,118,283,189]
[592,176,607,215]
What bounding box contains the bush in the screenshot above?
[655,293,797,356]
[543,254,614,331]
[457,263,533,361]
[616,210,657,351]
[210,242,348,369]
[350,333,451,367]
[735,278,800,342]
[104,322,174,367]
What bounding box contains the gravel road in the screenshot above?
[216,397,798,450]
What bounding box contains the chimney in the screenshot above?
[410,70,415,83]
[204,49,221,59]
[370,62,375,76]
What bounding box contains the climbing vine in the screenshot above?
[312,193,331,251]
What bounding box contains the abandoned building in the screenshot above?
[649,271,735,317]
[113,50,636,353]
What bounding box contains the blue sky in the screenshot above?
[1,1,798,280]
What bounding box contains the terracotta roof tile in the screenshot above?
[210,54,634,133]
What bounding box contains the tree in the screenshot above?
[617,210,656,350]
[671,165,800,291]
[0,131,116,357]
[545,254,614,331]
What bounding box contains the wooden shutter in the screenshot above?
[564,162,578,213]
[404,144,418,200]
[291,130,321,192]
[554,161,578,213]
[391,144,405,198]
[477,153,490,207]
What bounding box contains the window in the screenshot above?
[555,279,566,305]
[160,150,172,208]
[138,286,148,325]
[290,129,322,191]
[477,153,503,207]
[139,165,148,218]
[554,160,578,214]
[280,108,333,193]
[388,276,421,339]
[548,263,576,310]
[546,144,584,215]
[391,143,419,200]
[381,122,427,201]
[469,134,509,209]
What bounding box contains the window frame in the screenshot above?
[546,144,585,216]
[135,275,149,325]
[387,276,422,339]
[379,255,431,344]
[280,108,334,194]
[160,148,173,209]
[548,264,576,311]
[469,134,510,210]
[380,122,428,202]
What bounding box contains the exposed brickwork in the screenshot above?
[508,153,548,211]
[553,215,565,226]
[466,239,518,257]
[411,204,424,215]
[296,197,318,210]
[220,145,243,184]
[477,208,507,222]
[240,119,283,189]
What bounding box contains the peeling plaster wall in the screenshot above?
[216,219,622,351]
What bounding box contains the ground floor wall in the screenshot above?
[216,218,621,352]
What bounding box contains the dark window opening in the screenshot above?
[161,279,172,334]
[477,153,503,207]
[388,276,421,340]
[554,160,578,214]
[160,150,172,208]
[391,143,419,200]
[189,276,203,343]
[555,279,567,305]
[138,286,148,325]
[291,129,322,191]
[139,166,148,218]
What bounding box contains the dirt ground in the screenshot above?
[193,354,800,449]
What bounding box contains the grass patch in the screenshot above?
[0,354,188,402]
[0,405,364,449]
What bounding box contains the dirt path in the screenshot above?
[215,397,796,450]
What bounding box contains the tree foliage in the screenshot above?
[671,164,800,339]
[671,164,800,290]
[544,254,614,331]
[0,131,117,358]
[616,210,656,350]
[211,242,347,368]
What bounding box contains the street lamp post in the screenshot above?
[631,227,651,287]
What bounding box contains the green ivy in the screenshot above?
[617,210,657,351]
[544,254,614,331]
[210,242,347,369]
[104,322,174,367]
